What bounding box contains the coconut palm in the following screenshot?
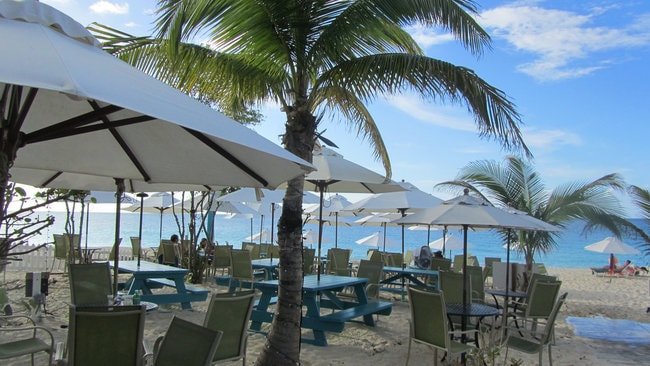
[90,1,530,364]
[437,156,632,271]
[627,185,650,255]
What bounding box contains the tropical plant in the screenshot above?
[437,156,632,271]
[89,1,530,364]
[626,185,650,255]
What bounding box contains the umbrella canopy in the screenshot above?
[125,192,180,242]
[0,0,312,294]
[1,0,312,193]
[300,145,403,279]
[303,194,354,248]
[355,231,400,250]
[245,228,276,244]
[584,237,641,255]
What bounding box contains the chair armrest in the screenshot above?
[0,314,38,325]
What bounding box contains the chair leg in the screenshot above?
[548,343,553,366]
[433,349,438,366]
[405,338,412,366]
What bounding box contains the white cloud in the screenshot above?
[386,95,475,131]
[90,1,129,15]
[522,127,582,149]
[478,3,650,81]
[406,24,455,48]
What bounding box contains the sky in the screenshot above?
[37,0,650,214]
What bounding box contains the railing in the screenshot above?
[4,244,142,273]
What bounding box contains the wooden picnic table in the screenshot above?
[111,260,208,310]
[250,274,393,346]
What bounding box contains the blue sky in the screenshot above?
[40,1,650,213]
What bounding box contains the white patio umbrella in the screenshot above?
[303,194,353,247]
[1,0,312,293]
[126,192,180,242]
[217,188,319,245]
[394,189,557,338]
[293,145,404,279]
[353,213,401,252]
[585,237,641,271]
[345,180,443,287]
[302,229,330,247]
[355,231,400,251]
[245,228,277,244]
[428,233,473,256]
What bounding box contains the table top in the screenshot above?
[446,303,500,317]
[251,258,281,267]
[255,275,368,291]
[383,266,439,276]
[485,289,528,298]
[110,260,188,274]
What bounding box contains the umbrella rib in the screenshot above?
[184,127,269,187]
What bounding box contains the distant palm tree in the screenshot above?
[90,1,530,364]
[437,156,632,270]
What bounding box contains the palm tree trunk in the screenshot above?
[256,107,316,365]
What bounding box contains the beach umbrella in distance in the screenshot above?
[585,237,641,271]
[1,0,312,294]
[298,145,404,279]
[429,233,473,257]
[302,229,330,247]
[355,231,400,251]
[353,213,401,252]
[125,192,180,243]
[303,194,353,247]
[245,228,277,244]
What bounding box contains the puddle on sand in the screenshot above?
[566,316,650,344]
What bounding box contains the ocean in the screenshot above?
[24,210,649,269]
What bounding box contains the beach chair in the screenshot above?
[483,257,501,285]
[68,263,112,306]
[406,286,477,366]
[210,245,232,276]
[0,313,55,365]
[203,290,255,365]
[465,265,486,303]
[130,237,141,259]
[151,316,222,366]
[429,257,451,271]
[508,281,562,334]
[504,292,568,366]
[229,249,265,291]
[158,240,179,266]
[63,305,145,365]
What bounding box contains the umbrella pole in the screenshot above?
[158,209,163,243]
[335,212,339,248]
[399,208,407,302]
[259,215,264,245]
[136,193,148,267]
[317,183,325,281]
[84,201,89,262]
[112,179,125,295]
[502,228,513,337]
[382,223,387,252]
[427,224,430,244]
[461,224,469,341]
[270,203,275,244]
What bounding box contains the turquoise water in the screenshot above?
[27,211,649,269]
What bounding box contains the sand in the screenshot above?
[1,266,649,365]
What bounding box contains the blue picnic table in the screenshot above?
[111,260,209,310]
[251,258,280,280]
[381,266,439,290]
[250,274,393,346]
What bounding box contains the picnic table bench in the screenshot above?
[251,275,392,346]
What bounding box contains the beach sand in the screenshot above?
[1,266,649,365]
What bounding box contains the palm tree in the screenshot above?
[437,156,632,271]
[627,185,650,255]
[90,1,530,364]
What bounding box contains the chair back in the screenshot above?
[107,238,124,261]
[69,263,113,306]
[154,316,222,366]
[303,247,316,274]
[159,240,178,265]
[366,249,383,263]
[386,252,403,267]
[468,255,480,267]
[53,234,69,260]
[66,305,145,366]
[326,248,351,276]
[230,249,254,281]
[404,250,414,266]
[483,257,501,281]
[212,245,232,272]
[465,265,485,303]
[539,292,568,344]
[356,260,383,300]
[525,281,562,319]
[407,286,451,352]
[130,237,141,257]
[243,243,261,260]
[438,271,471,305]
[203,290,255,363]
[535,262,549,275]
[267,245,280,259]
[430,257,451,271]
[452,254,465,272]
